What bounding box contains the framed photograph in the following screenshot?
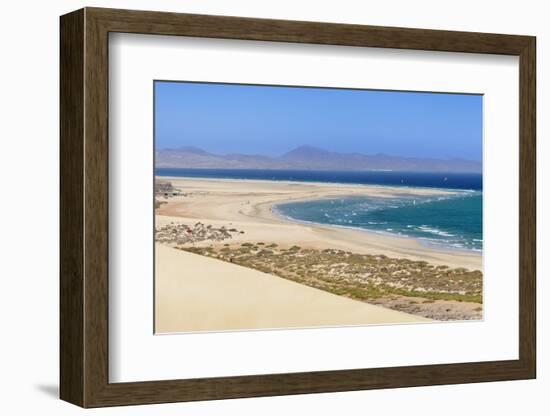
[60,7,536,407]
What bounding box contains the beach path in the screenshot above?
[155,244,429,333]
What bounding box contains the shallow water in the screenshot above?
[276,192,482,252]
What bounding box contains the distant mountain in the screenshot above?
[281,145,335,162]
[156,145,481,173]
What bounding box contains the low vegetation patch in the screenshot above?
[179,243,483,320]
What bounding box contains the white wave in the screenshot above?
[417,225,455,237]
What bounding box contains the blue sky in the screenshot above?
[155,81,482,161]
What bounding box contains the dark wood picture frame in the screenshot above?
[60,7,536,408]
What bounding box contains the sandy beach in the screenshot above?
[155,177,483,333]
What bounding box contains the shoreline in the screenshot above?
[156,176,482,269]
[165,175,480,257]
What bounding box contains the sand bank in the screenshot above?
[156,177,482,270]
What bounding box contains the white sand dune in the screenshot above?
[155,244,429,333]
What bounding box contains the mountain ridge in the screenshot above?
[156,145,481,173]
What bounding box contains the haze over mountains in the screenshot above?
[156,145,481,173]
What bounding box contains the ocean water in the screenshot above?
[156,168,482,251]
[276,193,482,252]
[156,168,482,190]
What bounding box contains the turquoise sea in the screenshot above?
[276,192,482,252]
